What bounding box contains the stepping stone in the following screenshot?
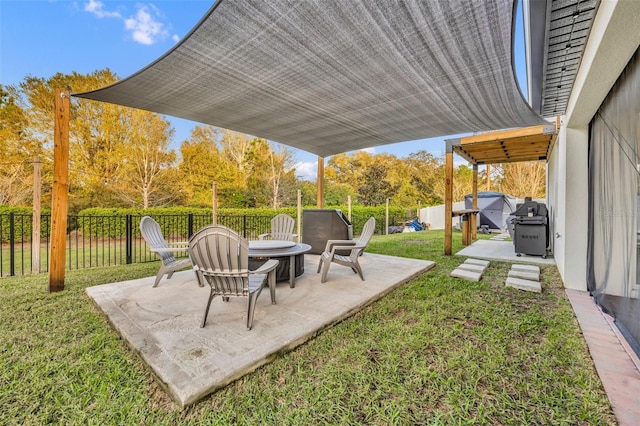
[458,263,487,274]
[450,268,482,282]
[508,270,540,281]
[511,264,540,274]
[505,277,541,293]
[464,258,490,267]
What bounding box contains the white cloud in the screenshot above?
[360,147,376,154]
[84,0,121,19]
[124,5,169,45]
[84,1,171,45]
[294,161,317,181]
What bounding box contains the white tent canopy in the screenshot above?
[74,0,545,158]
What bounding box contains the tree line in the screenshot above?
[0,70,545,213]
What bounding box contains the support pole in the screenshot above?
[32,158,41,274]
[472,164,478,240]
[385,198,389,235]
[486,164,491,191]
[297,189,302,242]
[444,141,455,255]
[347,195,352,221]
[49,90,70,292]
[317,157,324,208]
[212,182,218,224]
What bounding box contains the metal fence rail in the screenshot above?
[0,212,399,277]
[0,213,275,277]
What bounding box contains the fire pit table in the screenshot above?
[248,240,312,288]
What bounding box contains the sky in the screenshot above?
[1,0,528,180]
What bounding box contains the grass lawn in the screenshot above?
[0,230,616,425]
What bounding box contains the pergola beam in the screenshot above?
[459,124,556,144]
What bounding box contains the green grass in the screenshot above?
[0,230,616,425]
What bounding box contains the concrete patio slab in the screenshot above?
[86,253,435,408]
[456,239,555,265]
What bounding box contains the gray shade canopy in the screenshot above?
[73,0,546,158]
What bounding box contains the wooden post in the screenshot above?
[49,90,70,292]
[385,198,389,235]
[212,182,218,224]
[444,141,454,255]
[486,164,491,191]
[32,158,41,274]
[317,157,324,208]
[472,164,478,240]
[297,189,302,242]
[347,195,352,221]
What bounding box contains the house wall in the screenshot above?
[548,125,588,290]
[547,0,640,290]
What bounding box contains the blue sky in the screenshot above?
[1,0,527,180]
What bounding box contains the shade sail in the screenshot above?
[73,0,546,158]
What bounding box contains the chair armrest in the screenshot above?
[250,259,279,274]
[150,247,189,253]
[330,244,366,255]
[258,233,271,240]
[168,241,188,247]
[324,239,356,252]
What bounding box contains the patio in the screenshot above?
[86,252,435,407]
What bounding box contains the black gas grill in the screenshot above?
[511,200,549,258]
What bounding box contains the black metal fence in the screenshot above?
[0,212,401,277]
[0,213,276,277]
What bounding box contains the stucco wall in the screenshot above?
[547,0,640,290]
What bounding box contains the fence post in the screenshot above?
[243,215,248,238]
[188,213,194,237]
[9,212,15,276]
[126,215,133,264]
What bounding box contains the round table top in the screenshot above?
[249,240,296,250]
[248,242,312,257]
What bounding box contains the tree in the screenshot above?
[494,161,546,198]
[114,109,178,208]
[265,142,295,209]
[177,126,236,207]
[16,70,180,210]
[0,84,34,206]
[404,150,443,205]
[357,162,400,206]
[432,163,474,202]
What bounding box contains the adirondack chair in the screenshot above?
[258,214,297,241]
[140,216,193,287]
[317,217,376,283]
[189,225,279,330]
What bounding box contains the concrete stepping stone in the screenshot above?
[464,258,490,267]
[450,268,482,282]
[511,264,540,274]
[508,270,540,281]
[505,277,541,293]
[458,263,487,274]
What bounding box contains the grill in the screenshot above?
[511,200,549,258]
[302,209,353,254]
